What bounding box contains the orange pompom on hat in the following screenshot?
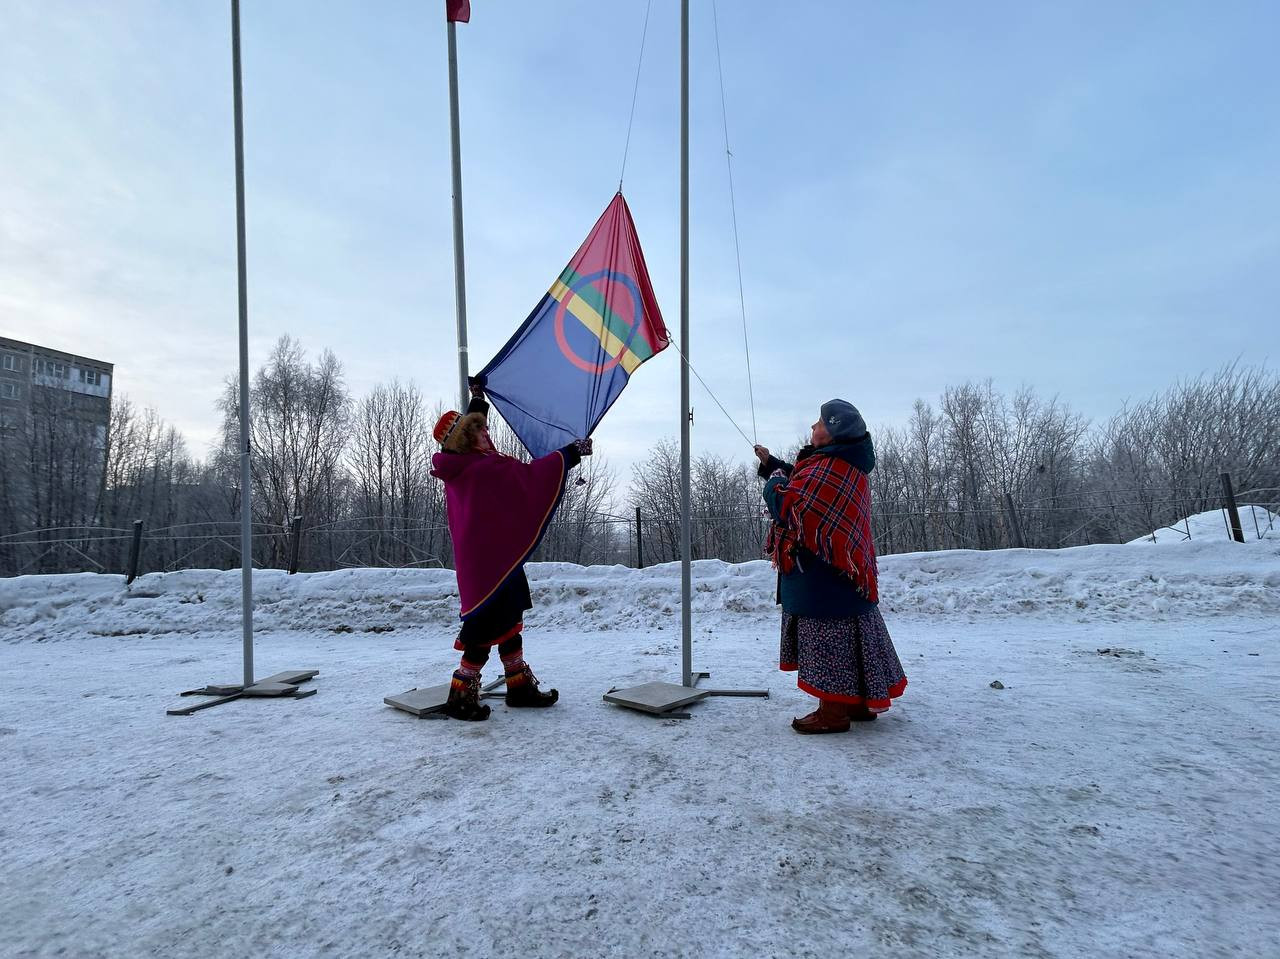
[433,410,461,444]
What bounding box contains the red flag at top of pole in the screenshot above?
[446,0,470,22]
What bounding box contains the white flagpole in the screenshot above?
[231,0,254,688]
[162,3,319,712]
[447,18,470,411]
[679,0,692,687]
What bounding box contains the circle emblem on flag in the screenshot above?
[554,270,644,374]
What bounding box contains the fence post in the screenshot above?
[126,520,144,584]
[1002,493,1026,549]
[635,507,644,569]
[288,514,304,574]
[1220,472,1245,543]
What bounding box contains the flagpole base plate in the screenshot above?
[691,669,769,697]
[166,670,319,716]
[384,676,506,718]
[603,673,768,719]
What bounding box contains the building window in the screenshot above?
[1,353,19,372]
[80,369,102,387]
[0,382,18,400]
[35,359,68,379]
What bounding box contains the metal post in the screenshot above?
[231,0,254,689]
[1003,492,1026,549]
[126,520,144,585]
[446,20,470,411]
[635,506,644,569]
[161,2,318,713]
[679,0,692,689]
[287,514,303,574]
[1220,472,1245,543]
[596,0,767,720]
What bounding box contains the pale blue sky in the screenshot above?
[2,1,1277,475]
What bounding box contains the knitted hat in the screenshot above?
[820,398,867,441]
[433,410,461,445]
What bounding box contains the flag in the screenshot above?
[479,193,669,458]
[446,0,470,23]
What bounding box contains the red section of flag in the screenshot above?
[564,194,669,354]
[446,0,470,23]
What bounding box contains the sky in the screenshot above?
[2,0,1278,480]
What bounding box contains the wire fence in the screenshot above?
[1,481,1274,580]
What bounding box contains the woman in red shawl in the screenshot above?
[430,381,592,721]
[755,399,907,734]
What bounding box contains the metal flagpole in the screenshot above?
[165,0,318,714]
[447,19,470,411]
[679,0,693,689]
[384,1,492,720]
[231,0,254,689]
[601,0,767,720]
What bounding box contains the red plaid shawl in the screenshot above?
[766,453,879,603]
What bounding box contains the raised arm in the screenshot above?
[466,377,489,417]
[557,437,593,470]
[754,445,793,480]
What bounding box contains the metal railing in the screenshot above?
[1,482,1274,579]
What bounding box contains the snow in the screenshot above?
[1,541,1278,957]
[1128,506,1279,545]
[5,539,1279,643]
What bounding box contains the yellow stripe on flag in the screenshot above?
[549,280,643,374]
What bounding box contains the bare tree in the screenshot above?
[347,380,443,568]
[216,336,352,567]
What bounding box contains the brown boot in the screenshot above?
[442,673,491,721]
[848,703,878,722]
[791,698,851,734]
[504,665,559,708]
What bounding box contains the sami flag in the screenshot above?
[479,193,669,459]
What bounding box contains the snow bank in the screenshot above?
[1128,506,1279,544]
[3,538,1277,644]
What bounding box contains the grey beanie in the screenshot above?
[820,398,867,441]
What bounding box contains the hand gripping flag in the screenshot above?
[478,193,669,458]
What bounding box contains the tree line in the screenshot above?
[1,335,1276,577]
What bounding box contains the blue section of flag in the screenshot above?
[481,294,633,458]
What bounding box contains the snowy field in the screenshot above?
[2,532,1278,958]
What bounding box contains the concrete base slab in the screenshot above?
[384,684,450,717]
[603,681,710,716]
[167,669,319,716]
[384,677,507,718]
[243,682,303,697]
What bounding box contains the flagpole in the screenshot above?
[161,1,320,715]
[600,0,768,720]
[447,18,470,411]
[679,0,692,688]
[231,0,254,688]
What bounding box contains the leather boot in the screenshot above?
[443,674,491,721]
[505,665,559,708]
[791,698,851,734]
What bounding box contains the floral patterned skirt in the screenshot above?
[780,607,907,712]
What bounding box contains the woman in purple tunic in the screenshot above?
[430,383,592,721]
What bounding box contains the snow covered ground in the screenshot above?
[1128,506,1278,545]
[2,538,1278,958]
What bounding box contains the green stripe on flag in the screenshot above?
[557,267,655,362]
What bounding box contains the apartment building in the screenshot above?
[0,336,114,436]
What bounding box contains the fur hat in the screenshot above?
[433,410,461,445]
[820,398,867,441]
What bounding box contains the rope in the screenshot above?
[711,0,757,444]
[666,336,755,447]
[617,0,654,192]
